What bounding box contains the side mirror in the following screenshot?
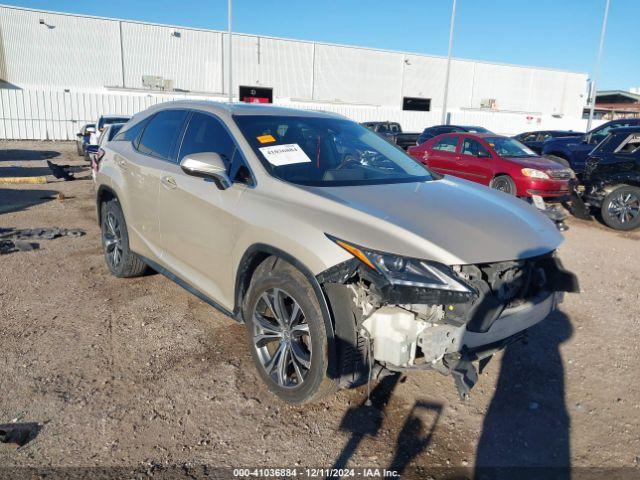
[582,133,592,144]
[478,150,491,159]
[180,152,231,190]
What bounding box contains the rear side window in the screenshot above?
[179,112,236,167]
[114,118,149,143]
[137,110,189,160]
[432,136,458,153]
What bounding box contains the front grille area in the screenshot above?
[548,169,572,180]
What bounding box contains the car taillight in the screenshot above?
[97,148,105,162]
[93,149,106,173]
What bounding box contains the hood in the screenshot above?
[299,176,563,266]
[504,155,568,170]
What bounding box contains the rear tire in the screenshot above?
[243,257,338,404]
[490,175,517,195]
[100,200,147,277]
[600,186,640,231]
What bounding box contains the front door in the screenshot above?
[158,111,246,309]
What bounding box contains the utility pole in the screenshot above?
[441,0,457,125]
[227,0,233,103]
[587,0,610,131]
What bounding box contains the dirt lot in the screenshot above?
[1,140,640,478]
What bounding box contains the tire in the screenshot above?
[600,185,640,231]
[546,154,571,169]
[100,199,147,277]
[242,257,338,404]
[490,175,517,195]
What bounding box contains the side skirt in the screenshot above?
[139,255,240,322]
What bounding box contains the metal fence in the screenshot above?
[0,88,605,141]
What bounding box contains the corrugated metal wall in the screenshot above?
[0,5,588,117]
[0,88,604,141]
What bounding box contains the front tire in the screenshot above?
[490,175,517,195]
[243,257,337,404]
[100,200,147,277]
[601,186,640,231]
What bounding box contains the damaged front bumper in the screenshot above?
[319,252,578,400]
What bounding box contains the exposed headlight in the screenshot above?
[328,236,472,292]
[521,168,550,179]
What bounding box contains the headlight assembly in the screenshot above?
[328,235,472,293]
[521,168,550,179]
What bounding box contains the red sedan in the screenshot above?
[408,133,573,199]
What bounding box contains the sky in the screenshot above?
[4,0,638,91]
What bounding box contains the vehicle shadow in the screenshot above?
[474,310,573,480]
[0,188,60,215]
[0,149,60,162]
[330,373,442,477]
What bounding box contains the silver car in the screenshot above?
[94,101,578,404]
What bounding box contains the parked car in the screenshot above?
[408,133,574,199]
[87,123,125,182]
[513,130,582,154]
[89,114,131,147]
[95,101,577,403]
[576,127,640,230]
[417,125,493,146]
[361,121,420,150]
[542,118,640,175]
[75,123,95,156]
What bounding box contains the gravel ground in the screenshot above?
[1,140,639,478]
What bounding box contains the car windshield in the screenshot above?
[465,126,492,133]
[485,136,537,158]
[99,117,129,129]
[234,115,432,186]
[107,124,124,141]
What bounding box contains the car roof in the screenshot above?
[141,100,346,120]
[610,126,640,134]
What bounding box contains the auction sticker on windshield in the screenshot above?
[259,144,312,166]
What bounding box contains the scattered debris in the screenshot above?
[0,227,85,255]
[46,160,76,181]
[0,422,41,448]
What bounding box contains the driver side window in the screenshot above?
[461,138,490,157]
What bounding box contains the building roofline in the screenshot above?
[596,90,640,101]
[0,3,588,77]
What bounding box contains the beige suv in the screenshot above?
[95,101,578,404]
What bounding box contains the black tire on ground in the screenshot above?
[600,185,640,231]
[242,257,338,404]
[100,199,147,277]
[546,154,571,169]
[490,175,517,195]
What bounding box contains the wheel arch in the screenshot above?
[96,185,118,225]
[234,243,339,379]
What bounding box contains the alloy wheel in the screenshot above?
[103,212,123,269]
[252,288,311,389]
[608,192,640,224]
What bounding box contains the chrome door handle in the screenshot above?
[161,176,177,189]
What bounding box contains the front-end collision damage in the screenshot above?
[317,252,578,400]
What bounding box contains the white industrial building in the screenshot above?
[0,5,588,115]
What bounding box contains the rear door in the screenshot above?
[426,135,461,176]
[157,111,248,308]
[458,136,493,185]
[120,109,189,260]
